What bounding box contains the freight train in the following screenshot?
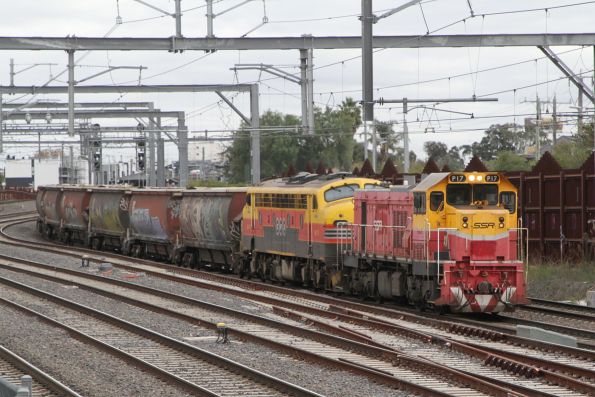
[36,171,527,313]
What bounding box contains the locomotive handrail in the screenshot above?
[336,222,407,266]
[509,227,529,281]
[435,228,458,281]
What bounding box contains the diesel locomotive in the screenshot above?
[35,171,527,313]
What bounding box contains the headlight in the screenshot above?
[476,175,483,181]
[463,223,468,228]
[469,175,476,181]
[499,223,504,228]
[499,217,504,222]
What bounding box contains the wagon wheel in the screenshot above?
[91,238,103,251]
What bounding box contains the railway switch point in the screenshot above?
[517,325,577,348]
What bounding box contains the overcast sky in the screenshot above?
[1,0,594,166]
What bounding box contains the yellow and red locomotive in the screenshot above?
[343,171,527,312]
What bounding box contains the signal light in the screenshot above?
[137,152,145,171]
[92,153,101,171]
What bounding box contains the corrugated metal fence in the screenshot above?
[0,189,36,201]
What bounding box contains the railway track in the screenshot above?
[0,273,322,397]
[0,253,516,397]
[2,216,595,395]
[0,344,81,397]
[0,228,593,395]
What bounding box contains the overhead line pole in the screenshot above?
[361,0,374,168]
[250,84,260,184]
[306,47,315,135]
[67,50,75,137]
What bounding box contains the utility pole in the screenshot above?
[250,84,260,184]
[177,112,188,188]
[552,95,557,145]
[306,47,315,135]
[403,99,409,172]
[9,58,14,86]
[361,0,375,169]
[174,0,182,37]
[67,50,75,137]
[578,77,584,134]
[206,0,214,37]
[536,95,542,159]
[300,50,309,133]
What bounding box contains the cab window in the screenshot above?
[364,183,379,189]
[500,192,516,213]
[447,184,471,206]
[474,184,498,205]
[413,192,426,214]
[324,184,358,202]
[430,192,444,211]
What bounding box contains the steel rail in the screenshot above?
[0,255,515,397]
[0,276,322,397]
[528,297,595,314]
[2,216,595,394]
[4,216,595,353]
[0,344,82,397]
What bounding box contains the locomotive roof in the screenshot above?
[411,173,450,192]
[251,173,376,191]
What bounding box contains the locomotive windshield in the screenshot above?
[446,184,499,206]
[324,184,359,202]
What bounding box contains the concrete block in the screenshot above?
[517,325,577,348]
[586,290,595,307]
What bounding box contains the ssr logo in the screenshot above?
[473,222,495,229]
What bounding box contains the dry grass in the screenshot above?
[527,261,595,302]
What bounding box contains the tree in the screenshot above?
[486,151,532,171]
[224,98,362,183]
[224,111,301,183]
[464,123,538,162]
[423,141,464,171]
[552,139,591,169]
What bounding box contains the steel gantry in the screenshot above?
[0,34,593,51]
[0,84,261,186]
[0,28,593,182]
